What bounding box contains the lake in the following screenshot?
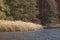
[0,28,60,40]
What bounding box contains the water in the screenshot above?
[0,29,60,40]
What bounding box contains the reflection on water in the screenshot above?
[0,29,60,40]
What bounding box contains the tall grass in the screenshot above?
[0,20,43,32]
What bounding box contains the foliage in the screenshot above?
[5,16,14,20]
[0,11,6,19]
[0,0,13,20]
[1,0,59,25]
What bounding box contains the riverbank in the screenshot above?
[44,24,60,29]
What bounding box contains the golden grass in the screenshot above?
[0,20,43,32]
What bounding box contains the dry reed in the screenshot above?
[0,20,43,32]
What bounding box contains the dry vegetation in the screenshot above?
[0,20,43,32]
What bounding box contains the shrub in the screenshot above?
[5,16,14,20]
[0,11,6,19]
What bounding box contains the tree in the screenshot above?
[0,0,13,20]
[9,0,40,23]
[46,0,59,27]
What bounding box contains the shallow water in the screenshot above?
[0,29,60,40]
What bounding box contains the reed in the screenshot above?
[0,20,43,32]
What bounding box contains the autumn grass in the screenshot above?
[0,20,43,32]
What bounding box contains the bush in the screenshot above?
[0,11,6,19]
[5,16,14,20]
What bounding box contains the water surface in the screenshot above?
[0,29,60,40]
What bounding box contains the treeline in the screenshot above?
[0,0,60,25]
[0,0,42,24]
